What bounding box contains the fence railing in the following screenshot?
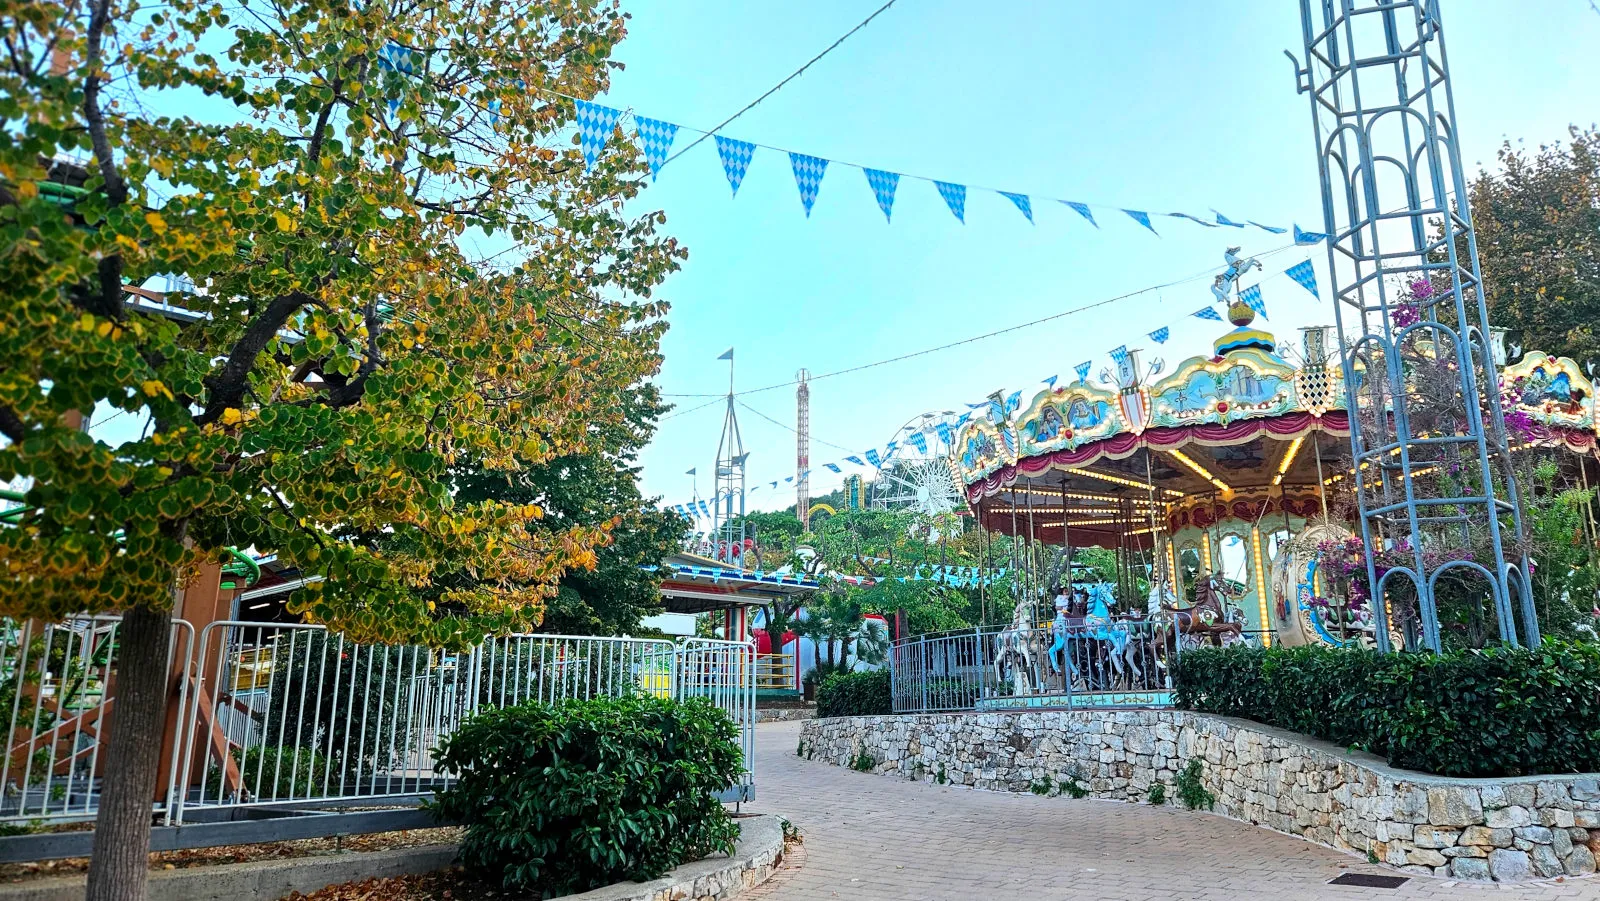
[890,619,1182,714]
[0,618,754,831]
[754,653,797,692]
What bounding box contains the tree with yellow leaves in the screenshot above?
[0,0,682,896]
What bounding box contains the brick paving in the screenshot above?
[745,721,1600,901]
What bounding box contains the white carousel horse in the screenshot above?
[993,597,1040,696]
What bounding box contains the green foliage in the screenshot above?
[205,745,330,801]
[1471,127,1600,365]
[263,632,413,775]
[1522,459,1599,639]
[1146,782,1167,805]
[1174,643,1600,777]
[849,747,875,772]
[935,763,947,785]
[1059,775,1088,799]
[815,669,892,718]
[796,740,806,758]
[1029,775,1053,796]
[1174,760,1215,811]
[430,695,741,896]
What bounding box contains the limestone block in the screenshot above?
[1451,857,1491,880]
[1541,807,1576,829]
[1461,826,1514,848]
[1565,846,1598,876]
[1412,827,1460,849]
[1487,849,1532,881]
[1485,806,1534,829]
[1408,849,1447,868]
[1427,787,1483,827]
[1530,843,1563,878]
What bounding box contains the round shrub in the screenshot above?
[815,668,891,718]
[429,694,742,896]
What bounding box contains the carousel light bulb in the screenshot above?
[1251,526,1271,647]
[1166,449,1232,495]
[1069,468,1185,498]
[1273,436,1306,486]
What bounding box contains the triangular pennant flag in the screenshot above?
[863,168,899,222]
[845,455,864,466]
[908,432,928,454]
[934,181,966,223]
[1149,327,1170,344]
[1075,361,1092,381]
[1063,201,1098,228]
[999,192,1033,223]
[751,485,761,492]
[1240,284,1267,319]
[965,401,987,410]
[785,476,794,483]
[1213,211,1247,228]
[1042,375,1059,388]
[1109,345,1130,366]
[1249,221,1288,234]
[770,481,779,488]
[573,99,623,168]
[714,136,756,197]
[956,412,971,424]
[789,152,829,216]
[634,116,679,180]
[1285,260,1320,299]
[885,440,899,455]
[864,448,882,468]
[376,42,417,75]
[1167,212,1219,227]
[824,463,842,473]
[1005,390,1022,412]
[1122,209,1158,234]
[1294,224,1330,245]
[934,422,953,445]
[1194,306,1225,321]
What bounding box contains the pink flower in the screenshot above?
[1408,278,1434,301]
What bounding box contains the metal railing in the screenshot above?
[890,619,1181,714]
[754,652,797,692]
[0,618,755,830]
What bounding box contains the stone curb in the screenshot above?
[0,816,785,901]
[0,843,459,901]
[756,707,814,723]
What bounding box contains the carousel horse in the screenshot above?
[1082,583,1144,689]
[993,596,1041,696]
[1162,572,1245,647]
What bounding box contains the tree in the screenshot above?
[0,1,682,896]
[450,386,685,636]
[1471,127,1600,365]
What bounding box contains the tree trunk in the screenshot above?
[87,604,174,901]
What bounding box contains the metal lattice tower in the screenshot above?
[712,351,748,564]
[796,369,811,529]
[1291,0,1536,650]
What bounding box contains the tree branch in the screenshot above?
[196,291,312,425]
[81,0,128,322]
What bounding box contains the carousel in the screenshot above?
[912,254,1600,711]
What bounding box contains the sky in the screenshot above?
[591,0,1600,514]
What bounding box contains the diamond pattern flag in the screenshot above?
[1214,211,1247,228]
[1042,374,1058,388]
[908,431,928,454]
[714,136,756,197]
[1240,284,1267,319]
[1250,221,1288,234]
[1075,361,1092,381]
[634,116,678,180]
[864,448,882,468]
[790,152,829,216]
[824,462,842,473]
[935,181,966,222]
[845,455,864,466]
[1286,260,1319,299]
[1005,390,1022,412]
[1194,306,1224,321]
[1123,209,1158,235]
[1168,212,1219,227]
[1000,192,1033,223]
[697,500,710,517]
[1109,345,1130,366]
[955,412,971,424]
[1294,224,1330,245]
[1149,327,1170,344]
[785,476,794,483]
[1063,201,1098,227]
[934,422,953,445]
[574,100,623,168]
[863,168,900,222]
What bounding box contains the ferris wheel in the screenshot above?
[870,411,965,518]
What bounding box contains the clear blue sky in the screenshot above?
[604,0,1600,512]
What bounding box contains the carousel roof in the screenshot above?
[950,310,1600,550]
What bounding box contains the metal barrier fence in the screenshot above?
[891,620,1182,714]
[0,618,754,831]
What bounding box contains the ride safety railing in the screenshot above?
[890,619,1185,714]
[0,618,755,832]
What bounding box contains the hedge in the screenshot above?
[1172,641,1600,778]
[816,668,891,718]
[430,694,742,896]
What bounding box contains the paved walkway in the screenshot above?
[745,720,1600,901]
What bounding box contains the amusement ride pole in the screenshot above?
[1292,0,1535,650]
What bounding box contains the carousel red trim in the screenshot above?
[966,410,1351,503]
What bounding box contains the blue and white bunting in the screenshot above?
[1000,192,1033,224]
[863,168,899,222]
[935,181,966,223]
[934,422,953,445]
[1123,210,1158,234]
[1109,345,1130,366]
[824,463,842,473]
[1063,202,1098,228]
[770,481,779,488]
[1005,390,1022,413]
[1286,260,1319,299]
[864,449,882,468]
[1149,327,1170,344]
[1240,284,1267,319]
[964,401,987,410]
[634,116,679,180]
[1214,211,1247,228]
[1075,361,1092,381]
[714,136,756,197]
[785,476,794,483]
[1042,374,1059,388]
[790,153,829,217]
[1168,212,1219,227]
[955,412,971,424]
[908,431,928,454]
[376,42,417,75]
[1250,221,1288,234]
[574,100,623,168]
[845,455,864,466]
[1194,306,1225,322]
[1294,224,1330,245]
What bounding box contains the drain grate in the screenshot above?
[1328,873,1410,888]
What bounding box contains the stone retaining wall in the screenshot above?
[799,711,1600,883]
[756,706,814,723]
